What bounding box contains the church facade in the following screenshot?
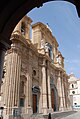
[68,74,80,110]
[0,16,70,118]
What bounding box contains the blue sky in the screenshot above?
[27,1,80,78]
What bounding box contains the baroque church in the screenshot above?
[0,16,70,119]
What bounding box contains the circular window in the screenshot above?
[72,91,75,94]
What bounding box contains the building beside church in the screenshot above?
[0,16,70,119]
[68,74,80,110]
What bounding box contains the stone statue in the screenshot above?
[56,55,61,64]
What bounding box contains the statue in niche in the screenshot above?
[45,42,49,52]
[45,42,53,59]
[45,45,49,52]
[56,55,62,65]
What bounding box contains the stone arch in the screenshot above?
[0,0,80,88]
[50,75,58,111]
[0,0,79,48]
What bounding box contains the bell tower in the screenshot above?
[13,15,32,39]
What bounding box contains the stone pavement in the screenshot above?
[30,110,79,119]
[30,111,77,119]
[43,110,78,119]
[61,111,80,119]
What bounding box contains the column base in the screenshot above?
[47,108,53,113]
[27,106,33,115]
[59,107,65,111]
[42,108,48,114]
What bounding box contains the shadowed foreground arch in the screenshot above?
[0,0,80,81]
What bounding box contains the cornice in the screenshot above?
[11,33,40,57]
[50,63,57,70]
[32,22,58,45]
[11,33,30,47]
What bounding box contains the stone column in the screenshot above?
[4,43,21,115]
[57,71,64,111]
[25,23,30,39]
[61,73,66,110]
[27,51,33,114]
[39,66,42,113]
[47,63,52,112]
[42,59,47,114]
[64,75,71,110]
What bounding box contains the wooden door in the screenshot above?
[51,89,54,110]
[33,94,37,113]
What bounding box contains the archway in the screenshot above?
[51,85,58,111]
[32,86,40,113]
[0,0,80,92]
[0,1,79,116]
[0,0,79,49]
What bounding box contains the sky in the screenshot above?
[27,1,80,78]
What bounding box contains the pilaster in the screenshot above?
[27,51,33,114]
[3,43,21,115]
[61,73,66,110]
[42,59,47,114]
[38,66,42,113]
[57,71,64,111]
[47,62,52,112]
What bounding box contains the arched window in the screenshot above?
[45,42,52,59]
[21,22,25,35]
[19,98,24,107]
[19,81,25,107]
[72,84,74,88]
[20,81,24,95]
[33,70,36,76]
[2,70,6,78]
[48,48,51,57]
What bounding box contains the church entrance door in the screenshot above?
[51,89,55,111]
[33,94,37,113]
